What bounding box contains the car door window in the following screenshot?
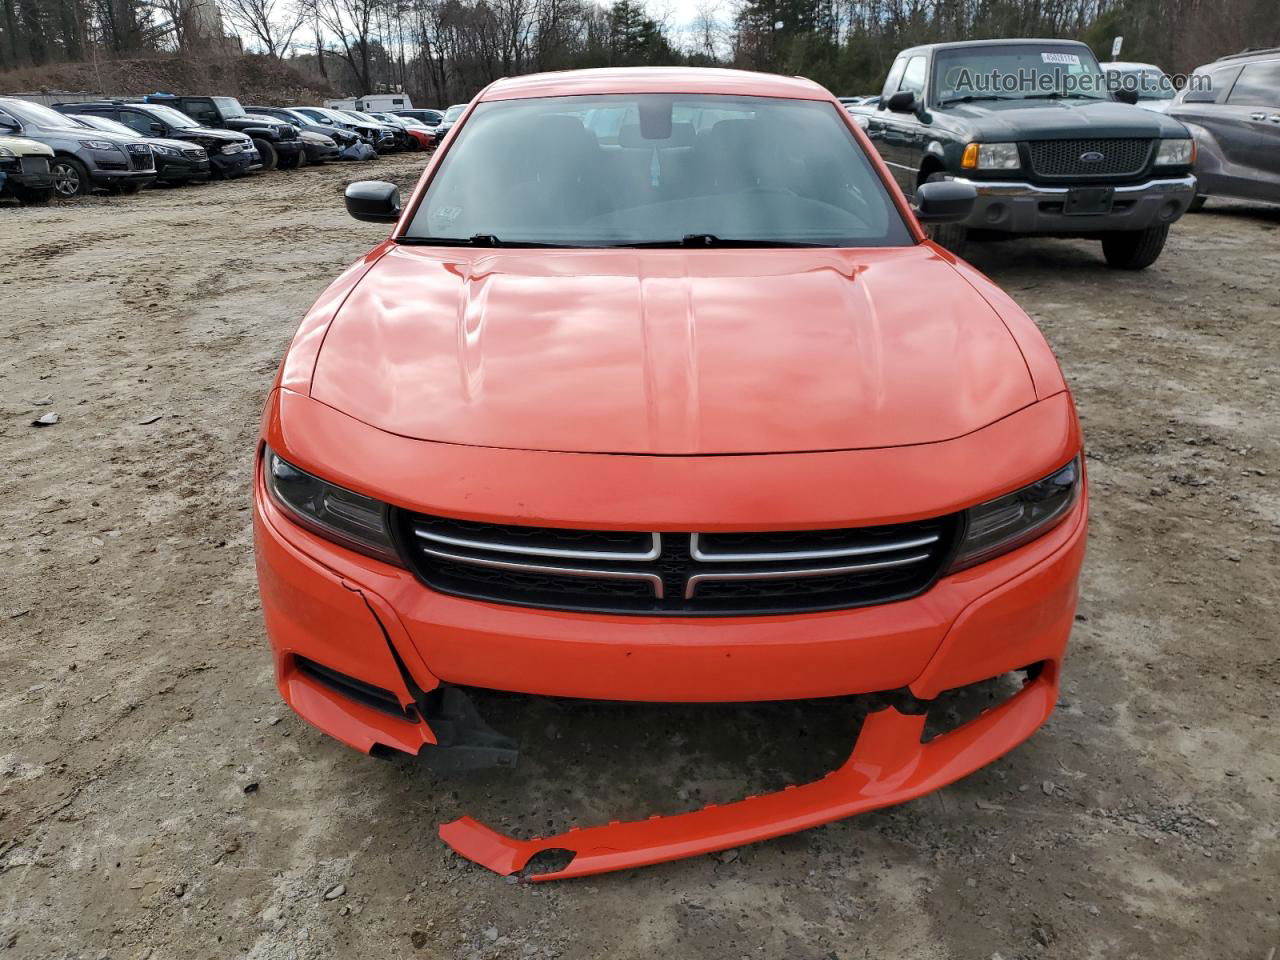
[118,110,154,135]
[880,58,907,101]
[185,100,219,124]
[1226,60,1280,107]
[899,56,927,99]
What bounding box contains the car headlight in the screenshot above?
[0,146,15,158]
[80,139,120,151]
[948,456,1082,572]
[1155,138,1195,166]
[220,143,244,154]
[961,142,1020,171]
[262,448,401,565]
[151,144,179,157]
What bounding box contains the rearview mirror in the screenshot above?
[345,180,401,223]
[913,179,977,224]
[886,91,916,113]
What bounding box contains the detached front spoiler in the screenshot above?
[439,663,1058,882]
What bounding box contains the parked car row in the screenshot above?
[0,92,452,205]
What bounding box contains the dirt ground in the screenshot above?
[1,153,1277,960]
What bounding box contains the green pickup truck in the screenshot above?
[853,38,1198,268]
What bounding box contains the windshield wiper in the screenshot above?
[1022,92,1101,101]
[616,234,831,248]
[397,234,575,248]
[936,94,1019,106]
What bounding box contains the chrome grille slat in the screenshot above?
[684,553,932,599]
[414,527,661,562]
[418,544,666,598]
[689,531,938,562]
[399,513,959,616]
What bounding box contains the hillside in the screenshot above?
[0,53,334,103]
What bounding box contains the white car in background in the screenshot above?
[1103,61,1178,112]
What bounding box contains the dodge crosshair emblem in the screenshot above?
[1080,150,1105,162]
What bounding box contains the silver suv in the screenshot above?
[0,96,156,198]
[1170,48,1280,209]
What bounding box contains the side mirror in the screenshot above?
[150,122,165,135]
[886,90,916,113]
[345,180,401,223]
[1113,88,1140,105]
[913,179,977,225]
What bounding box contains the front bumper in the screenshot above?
[156,157,212,181]
[953,173,1196,235]
[253,387,1087,879]
[89,167,155,187]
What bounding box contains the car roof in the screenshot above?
[1103,61,1164,71]
[480,67,830,102]
[898,37,1092,57]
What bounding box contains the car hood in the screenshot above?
[943,98,1189,139]
[309,244,1037,455]
[184,126,245,143]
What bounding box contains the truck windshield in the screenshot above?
[214,97,247,118]
[934,44,1110,104]
[404,94,910,249]
[144,104,199,128]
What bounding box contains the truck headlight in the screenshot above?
[961,142,1020,170]
[949,456,1081,572]
[1155,138,1195,166]
[262,448,401,565]
[221,143,244,155]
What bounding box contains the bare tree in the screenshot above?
[219,0,305,55]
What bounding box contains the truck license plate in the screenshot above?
[1064,187,1115,215]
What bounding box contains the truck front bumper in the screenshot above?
[953,174,1197,235]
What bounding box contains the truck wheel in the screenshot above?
[13,185,53,205]
[1101,225,1169,270]
[921,174,968,255]
[1188,194,1207,212]
[50,156,90,198]
[254,139,278,171]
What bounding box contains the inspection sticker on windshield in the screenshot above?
[1042,53,1081,64]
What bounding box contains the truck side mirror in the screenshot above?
[1113,88,1139,105]
[913,179,976,224]
[345,180,401,223]
[886,91,916,113]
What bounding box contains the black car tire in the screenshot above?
[922,173,968,256]
[277,149,302,170]
[254,139,278,171]
[1188,194,1207,212]
[50,156,90,198]
[12,184,53,205]
[1101,224,1169,270]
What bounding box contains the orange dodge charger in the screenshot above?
[254,67,1087,881]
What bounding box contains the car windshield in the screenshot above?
[214,97,246,118]
[443,104,466,121]
[73,114,135,136]
[143,103,198,128]
[934,44,1110,104]
[404,93,910,248]
[4,98,82,129]
[1108,67,1175,100]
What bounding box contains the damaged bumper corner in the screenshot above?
[439,662,1059,881]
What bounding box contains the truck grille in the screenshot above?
[397,512,960,616]
[1027,138,1153,178]
[21,156,50,174]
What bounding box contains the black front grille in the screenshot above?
[21,156,50,175]
[182,148,206,160]
[397,512,961,616]
[1027,138,1153,178]
[129,152,153,171]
